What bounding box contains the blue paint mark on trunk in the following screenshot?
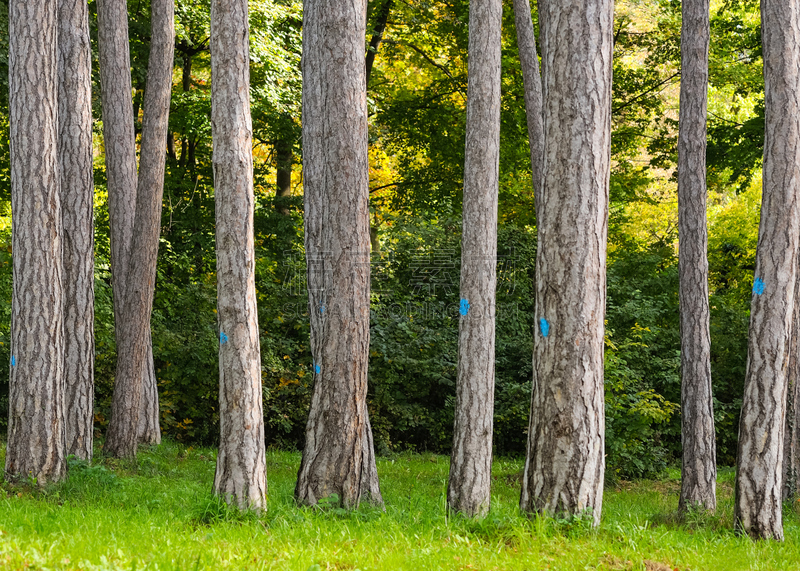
[539,318,549,338]
[220,332,228,345]
[459,299,470,316]
[753,277,765,295]
[313,361,321,374]
[10,356,15,366]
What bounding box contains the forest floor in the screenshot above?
[0,442,799,570]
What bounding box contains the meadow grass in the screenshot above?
[0,441,799,570]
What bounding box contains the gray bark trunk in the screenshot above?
[59,0,96,461]
[678,0,716,514]
[275,136,292,215]
[295,0,383,509]
[734,0,800,540]
[520,0,612,527]
[97,0,161,451]
[210,0,268,511]
[5,0,67,485]
[447,0,502,518]
[512,0,544,203]
[784,277,800,500]
[104,0,174,458]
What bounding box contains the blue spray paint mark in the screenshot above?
[320,305,326,314]
[313,361,321,374]
[10,356,16,367]
[459,299,470,316]
[220,332,228,345]
[753,277,765,295]
[539,318,550,338]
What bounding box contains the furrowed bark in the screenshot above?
[295,0,383,508]
[678,0,716,514]
[105,0,174,458]
[784,276,800,500]
[211,0,268,511]
[520,0,613,527]
[5,0,66,485]
[447,0,502,518]
[734,0,800,540]
[59,0,96,461]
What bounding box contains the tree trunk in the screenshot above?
[520,0,612,527]
[58,0,96,461]
[295,0,383,509]
[97,0,162,451]
[365,0,392,87]
[5,0,66,485]
[105,0,174,458]
[210,0,268,511]
[678,0,716,514]
[447,0,502,518]
[734,0,800,540]
[784,277,800,500]
[275,136,292,215]
[512,0,544,204]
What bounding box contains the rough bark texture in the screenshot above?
[5,0,66,485]
[211,0,268,511]
[734,0,800,540]
[105,0,174,458]
[512,0,544,204]
[59,0,95,461]
[295,0,383,508]
[520,0,612,527]
[97,0,161,450]
[677,0,716,514]
[784,275,800,500]
[447,0,502,518]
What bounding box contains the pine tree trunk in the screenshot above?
[97,0,162,451]
[677,0,716,514]
[5,0,66,485]
[734,0,800,540]
[105,0,174,458]
[520,0,612,527]
[784,279,800,500]
[295,0,383,508]
[512,0,544,203]
[210,0,267,511]
[58,0,96,461]
[447,0,502,518]
[275,136,292,215]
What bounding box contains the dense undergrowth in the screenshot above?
[1,441,800,570]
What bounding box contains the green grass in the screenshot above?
[1,442,799,570]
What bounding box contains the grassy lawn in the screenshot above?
[1,442,799,570]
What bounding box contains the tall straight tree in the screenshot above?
[677,0,716,513]
[520,0,612,526]
[59,0,96,462]
[295,0,383,508]
[104,0,175,458]
[784,285,800,500]
[5,0,66,484]
[512,0,544,203]
[96,0,162,450]
[734,0,800,541]
[447,0,502,518]
[210,0,267,511]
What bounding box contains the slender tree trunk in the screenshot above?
[211,0,267,511]
[734,0,800,540]
[97,0,162,451]
[678,0,716,514]
[295,0,383,508]
[58,0,95,461]
[365,0,392,86]
[447,0,502,518]
[5,0,66,485]
[520,0,612,527]
[275,136,292,215]
[784,278,800,500]
[105,0,174,458]
[512,0,544,204]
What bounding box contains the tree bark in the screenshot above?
[365,0,392,87]
[105,0,174,458]
[520,0,612,527]
[210,0,268,511]
[275,135,292,215]
[58,0,96,461]
[5,0,66,485]
[512,0,544,204]
[678,0,716,514]
[447,0,502,518]
[784,276,800,500]
[295,0,383,509]
[734,0,800,540]
[97,0,162,451]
